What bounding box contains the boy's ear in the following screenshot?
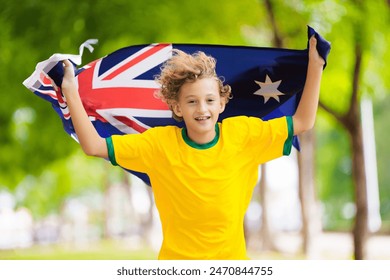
[172,102,183,117]
[219,100,226,113]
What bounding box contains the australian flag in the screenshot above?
[23,26,330,185]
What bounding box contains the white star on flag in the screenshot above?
[253,75,285,103]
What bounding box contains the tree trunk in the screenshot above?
[345,41,368,260]
[264,0,283,48]
[297,129,321,258]
[347,118,368,260]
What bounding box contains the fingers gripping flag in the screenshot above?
[23,26,331,186]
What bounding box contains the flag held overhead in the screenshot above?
[23,26,330,185]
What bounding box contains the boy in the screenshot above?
[60,36,324,259]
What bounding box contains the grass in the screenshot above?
[1,240,300,260]
[0,239,157,260]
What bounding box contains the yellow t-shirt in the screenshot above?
[106,116,293,259]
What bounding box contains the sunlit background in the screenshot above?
[1,0,389,260]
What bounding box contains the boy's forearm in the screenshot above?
[63,88,108,158]
[292,61,323,135]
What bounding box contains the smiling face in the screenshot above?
[173,77,226,144]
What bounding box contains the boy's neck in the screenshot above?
[182,124,220,149]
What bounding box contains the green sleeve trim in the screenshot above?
[105,137,118,166]
[283,116,293,156]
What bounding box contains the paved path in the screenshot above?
[248,232,390,260]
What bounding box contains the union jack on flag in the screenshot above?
[23,26,330,185]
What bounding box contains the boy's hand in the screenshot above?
[61,60,78,95]
[309,36,325,67]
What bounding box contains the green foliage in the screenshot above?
[315,111,354,200]
[373,95,390,226]
[0,0,263,216]
[315,111,355,230]
[254,0,390,231]
[313,0,390,230]
[14,151,107,218]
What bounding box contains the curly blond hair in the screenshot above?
[155,49,232,121]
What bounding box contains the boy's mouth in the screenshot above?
[195,116,211,121]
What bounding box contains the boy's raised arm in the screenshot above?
[60,60,108,158]
[292,36,325,135]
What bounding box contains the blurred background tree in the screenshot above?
[250,0,390,259]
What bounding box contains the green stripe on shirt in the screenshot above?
[105,137,118,166]
[283,116,293,156]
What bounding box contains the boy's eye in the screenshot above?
[207,99,215,103]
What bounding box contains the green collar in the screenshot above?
[181,123,220,150]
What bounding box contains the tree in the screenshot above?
[318,0,390,259]
[256,0,322,257]
[256,0,390,259]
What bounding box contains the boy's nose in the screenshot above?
[197,102,207,113]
